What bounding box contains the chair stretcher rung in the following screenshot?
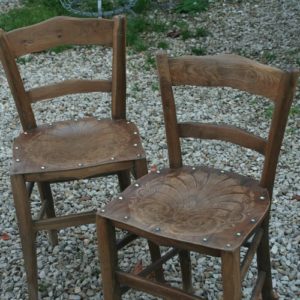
[241,229,264,280]
[250,271,266,300]
[116,233,138,250]
[34,210,95,231]
[117,271,203,300]
[120,248,179,294]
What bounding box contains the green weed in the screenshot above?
[157,41,168,49]
[290,105,300,116]
[127,16,167,52]
[264,106,273,119]
[262,51,277,62]
[17,56,33,64]
[151,82,159,91]
[195,27,210,37]
[133,0,151,13]
[144,54,156,70]
[175,0,209,13]
[191,47,206,55]
[0,4,65,31]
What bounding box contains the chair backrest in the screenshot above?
[0,16,126,131]
[156,53,299,197]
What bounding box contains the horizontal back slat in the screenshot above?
[6,16,114,57]
[168,54,285,102]
[178,122,267,155]
[27,79,112,103]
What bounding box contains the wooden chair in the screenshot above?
[96,53,299,299]
[0,16,164,300]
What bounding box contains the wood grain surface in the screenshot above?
[11,118,145,175]
[101,166,270,251]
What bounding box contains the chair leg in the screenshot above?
[96,215,121,300]
[179,250,193,293]
[37,182,58,246]
[257,221,276,300]
[117,170,131,191]
[147,240,166,283]
[221,249,242,300]
[134,159,166,284]
[133,158,148,179]
[11,175,39,300]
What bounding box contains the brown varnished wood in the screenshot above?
[34,210,95,231]
[156,52,182,168]
[24,161,134,183]
[27,79,112,103]
[37,182,58,245]
[240,229,263,280]
[101,166,270,252]
[116,271,203,300]
[96,215,121,300]
[110,218,220,257]
[96,53,298,299]
[0,29,36,130]
[168,54,286,102]
[111,15,126,119]
[2,16,156,300]
[11,118,145,175]
[178,122,267,155]
[221,249,241,300]
[179,250,193,293]
[261,71,299,196]
[250,271,266,300]
[11,175,38,300]
[6,16,114,57]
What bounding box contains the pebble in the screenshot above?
[0,0,299,299]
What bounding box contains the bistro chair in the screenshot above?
[0,16,163,300]
[96,53,299,299]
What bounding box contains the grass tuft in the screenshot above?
[175,0,209,14]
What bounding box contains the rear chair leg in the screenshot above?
[133,158,148,180]
[11,175,39,300]
[257,220,276,300]
[37,182,58,246]
[179,250,193,293]
[117,170,131,191]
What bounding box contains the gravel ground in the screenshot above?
[0,0,299,299]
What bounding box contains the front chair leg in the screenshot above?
[11,175,39,300]
[96,215,121,300]
[37,182,58,246]
[221,249,242,300]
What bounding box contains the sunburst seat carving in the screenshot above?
[100,166,270,251]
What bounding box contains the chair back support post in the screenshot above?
[111,15,126,120]
[156,52,182,168]
[0,30,36,130]
[260,70,299,197]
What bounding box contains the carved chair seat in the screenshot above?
[11,118,145,178]
[100,166,270,253]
